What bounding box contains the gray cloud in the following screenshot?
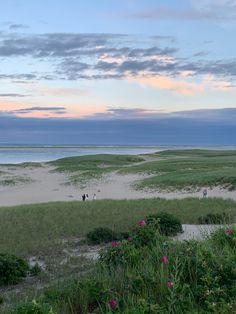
[0,93,30,97]
[88,108,165,119]
[0,73,37,80]
[1,106,67,116]
[0,108,235,145]
[193,51,210,57]
[127,2,236,21]
[86,107,236,123]
[0,33,126,58]
[0,32,235,83]
[9,24,29,30]
[13,106,66,114]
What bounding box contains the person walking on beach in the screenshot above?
[203,189,207,198]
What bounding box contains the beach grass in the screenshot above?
[0,198,236,257]
[49,154,144,185]
[0,175,32,186]
[4,221,236,314]
[119,149,236,191]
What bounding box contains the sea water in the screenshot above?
[0,145,235,164]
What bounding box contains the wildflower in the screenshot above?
[111,241,118,247]
[166,281,174,288]
[138,219,146,226]
[128,236,132,241]
[108,298,118,309]
[225,229,232,236]
[161,255,168,264]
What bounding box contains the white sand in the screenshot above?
[0,164,236,206]
[176,224,224,241]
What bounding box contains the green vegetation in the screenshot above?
[86,227,117,245]
[1,150,236,312]
[0,175,32,186]
[198,212,232,224]
[0,198,236,312]
[0,254,28,286]
[9,222,236,313]
[1,198,236,256]
[146,212,183,236]
[49,154,144,185]
[119,149,236,191]
[0,162,42,169]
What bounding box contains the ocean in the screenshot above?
[0,145,236,164]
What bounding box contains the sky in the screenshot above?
[0,0,236,144]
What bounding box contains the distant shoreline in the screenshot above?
[0,146,236,164]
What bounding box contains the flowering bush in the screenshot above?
[146,212,183,236]
[131,223,158,247]
[100,240,140,267]
[160,255,168,264]
[137,219,146,226]
[211,226,236,250]
[10,223,236,313]
[108,298,118,310]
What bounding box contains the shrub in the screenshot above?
[86,227,117,244]
[0,295,4,304]
[146,212,183,236]
[0,253,29,286]
[77,278,107,313]
[211,226,236,250]
[198,212,232,224]
[100,240,141,267]
[131,224,158,247]
[30,263,42,276]
[13,299,55,314]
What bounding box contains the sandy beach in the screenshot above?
[0,164,236,206]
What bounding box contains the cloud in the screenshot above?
[1,106,67,117]
[88,107,165,119]
[85,106,236,123]
[127,1,236,21]
[9,24,29,30]
[128,7,215,21]
[0,33,126,58]
[0,108,235,145]
[13,106,66,113]
[127,74,205,95]
[0,73,37,80]
[0,31,235,95]
[0,93,30,97]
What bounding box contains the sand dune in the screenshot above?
[0,164,236,206]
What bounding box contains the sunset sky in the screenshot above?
[0,0,236,144]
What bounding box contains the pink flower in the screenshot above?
[226,229,232,236]
[111,241,118,247]
[108,298,118,309]
[161,255,168,264]
[166,281,174,288]
[128,236,132,241]
[138,219,146,226]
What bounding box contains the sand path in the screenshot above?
[0,164,236,206]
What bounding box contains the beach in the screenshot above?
[1,161,236,206]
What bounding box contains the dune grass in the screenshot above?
[0,198,236,257]
[8,224,236,314]
[119,149,236,191]
[0,175,32,186]
[49,154,144,185]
